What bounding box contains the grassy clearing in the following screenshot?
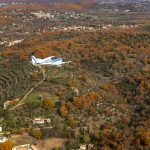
[26,92,59,103]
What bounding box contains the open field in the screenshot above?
[12,133,68,150]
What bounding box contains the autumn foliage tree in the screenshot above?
[42,98,54,111]
[59,104,68,117]
[72,91,99,111]
[0,140,13,150]
[135,128,150,148]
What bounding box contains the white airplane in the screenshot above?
[31,55,71,67]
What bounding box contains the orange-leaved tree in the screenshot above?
[0,140,13,150]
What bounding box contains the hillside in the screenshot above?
[0,28,150,149]
[0,1,150,149]
[0,0,149,3]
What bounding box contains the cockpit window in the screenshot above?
[51,57,58,60]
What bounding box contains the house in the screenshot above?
[12,144,33,150]
[79,145,86,150]
[3,99,19,109]
[0,118,4,131]
[0,127,2,132]
[0,132,11,139]
[8,39,24,47]
[32,117,51,125]
[3,101,11,109]
[87,144,94,150]
[78,144,94,150]
[0,136,8,143]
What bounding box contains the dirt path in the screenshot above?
[10,65,46,110]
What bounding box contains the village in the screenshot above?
[0,116,94,150]
[0,1,145,50]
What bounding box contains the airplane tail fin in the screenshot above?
[31,56,37,65]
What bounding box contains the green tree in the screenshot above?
[83,134,90,144]
[42,98,54,111]
[30,128,41,139]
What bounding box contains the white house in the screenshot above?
[3,99,19,109]
[32,117,51,125]
[0,127,2,132]
[3,101,11,109]
[12,144,33,150]
[79,145,86,150]
[0,136,8,143]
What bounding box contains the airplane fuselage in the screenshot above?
[31,55,70,67]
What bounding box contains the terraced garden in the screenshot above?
[0,61,41,103]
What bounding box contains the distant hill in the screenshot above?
[0,0,124,4]
[0,0,149,4]
[0,0,95,3]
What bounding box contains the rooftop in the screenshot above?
[12,144,33,150]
